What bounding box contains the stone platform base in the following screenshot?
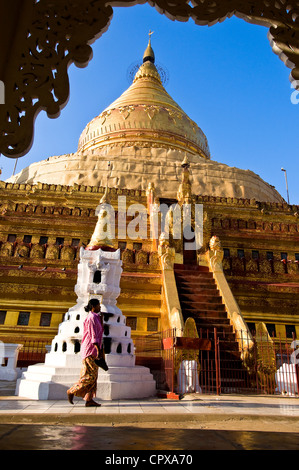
[15,363,156,401]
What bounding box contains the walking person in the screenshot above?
[67,298,104,407]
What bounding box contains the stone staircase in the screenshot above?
[174,263,250,393]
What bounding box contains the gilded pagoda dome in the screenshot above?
[77,39,210,159]
[7,38,284,203]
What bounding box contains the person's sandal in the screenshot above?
[67,392,74,404]
[85,399,101,407]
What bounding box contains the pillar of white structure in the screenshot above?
[0,343,22,381]
[16,247,156,400]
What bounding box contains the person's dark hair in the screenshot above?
[84,298,100,312]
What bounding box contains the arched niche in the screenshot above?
[93,270,102,284]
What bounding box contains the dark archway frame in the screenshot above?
[0,0,298,158]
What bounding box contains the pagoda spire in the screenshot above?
[143,30,155,64]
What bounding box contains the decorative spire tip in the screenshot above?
[143,30,155,64]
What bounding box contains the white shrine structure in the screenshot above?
[15,193,156,400]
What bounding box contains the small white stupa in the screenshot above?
[16,188,156,400]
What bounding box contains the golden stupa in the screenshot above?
[7,37,283,203]
[1,33,298,382]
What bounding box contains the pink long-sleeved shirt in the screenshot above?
[81,311,103,359]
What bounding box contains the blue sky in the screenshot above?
[1,4,298,203]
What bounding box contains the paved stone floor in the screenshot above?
[1,422,299,451]
[1,381,299,451]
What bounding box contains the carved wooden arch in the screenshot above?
[0,0,298,159]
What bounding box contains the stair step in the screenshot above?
[174,264,210,272]
[178,286,219,294]
[196,325,234,335]
[194,316,232,326]
[176,274,216,281]
[192,326,238,343]
[178,281,217,289]
[220,379,248,386]
[181,300,225,312]
[183,308,228,318]
[196,328,236,340]
[179,293,222,303]
[175,272,214,280]
[219,350,244,359]
[218,341,240,351]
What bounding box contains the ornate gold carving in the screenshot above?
[209,235,224,272]
[142,105,160,120]
[158,232,175,270]
[15,244,30,259]
[135,249,148,265]
[149,251,159,266]
[30,244,45,259]
[167,108,183,123]
[254,322,276,388]
[119,106,135,120]
[0,0,113,158]
[61,245,75,261]
[45,245,60,260]
[0,242,14,257]
[122,248,134,264]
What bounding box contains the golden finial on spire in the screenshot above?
[143,30,155,64]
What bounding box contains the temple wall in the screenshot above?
[0,181,298,347]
